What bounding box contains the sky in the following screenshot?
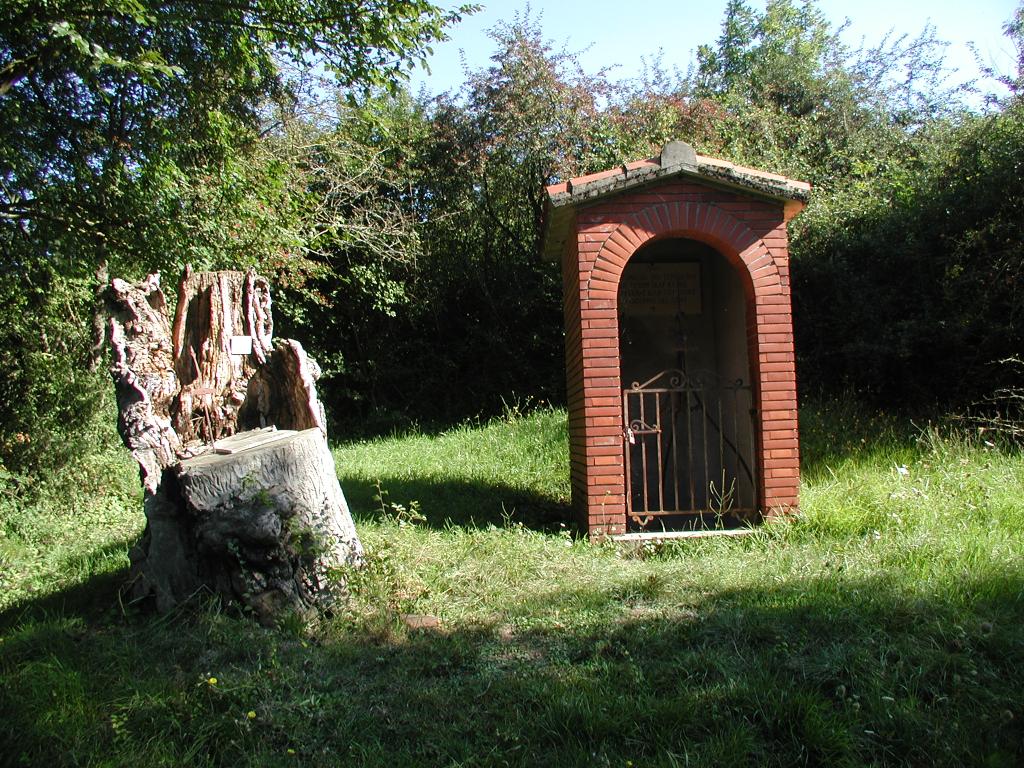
[408,0,1020,101]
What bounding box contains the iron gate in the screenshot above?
[623,369,757,530]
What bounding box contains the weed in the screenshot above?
[371,478,425,527]
[708,469,736,528]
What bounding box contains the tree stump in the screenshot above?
[105,274,180,495]
[102,269,363,623]
[171,266,274,444]
[239,339,328,434]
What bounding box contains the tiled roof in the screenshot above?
[541,141,810,261]
[546,141,810,205]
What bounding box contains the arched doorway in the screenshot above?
[618,237,758,531]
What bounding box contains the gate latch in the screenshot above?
[625,426,635,445]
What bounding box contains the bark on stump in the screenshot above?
[102,270,363,624]
[172,266,274,444]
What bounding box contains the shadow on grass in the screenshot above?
[3,563,1023,767]
[798,395,921,480]
[0,566,130,633]
[336,398,911,535]
[340,474,574,534]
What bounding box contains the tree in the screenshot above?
[265,89,427,422]
[0,0,473,472]
[689,0,963,185]
[388,14,615,422]
[982,2,1024,98]
[0,0,474,272]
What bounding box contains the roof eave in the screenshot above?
[541,141,810,262]
[547,158,810,209]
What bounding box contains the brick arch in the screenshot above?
[586,201,783,299]
[566,196,799,538]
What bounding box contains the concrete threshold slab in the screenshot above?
[611,528,755,542]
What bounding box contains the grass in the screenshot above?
[1,400,1023,766]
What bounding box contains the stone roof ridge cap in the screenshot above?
[659,140,696,169]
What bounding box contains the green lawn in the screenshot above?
[2,402,1023,766]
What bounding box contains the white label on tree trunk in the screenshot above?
[229,335,253,355]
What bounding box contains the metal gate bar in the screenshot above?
[624,369,756,530]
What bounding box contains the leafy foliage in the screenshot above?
[303,14,622,427]
[274,1,1024,430]
[267,89,426,418]
[793,103,1024,404]
[4,0,1024,469]
[0,0,471,472]
[0,0,472,266]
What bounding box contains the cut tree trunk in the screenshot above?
[171,267,274,444]
[102,269,363,622]
[104,274,180,494]
[238,339,327,434]
[132,428,363,623]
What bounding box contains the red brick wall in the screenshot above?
[561,181,800,537]
[561,219,588,516]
